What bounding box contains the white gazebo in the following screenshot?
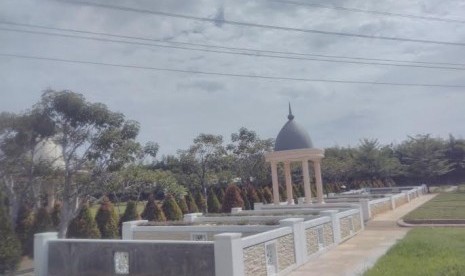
[264,105,325,205]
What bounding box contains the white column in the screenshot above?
[284,161,294,205]
[214,233,244,276]
[302,159,312,204]
[271,161,280,205]
[314,159,324,204]
[34,232,58,276]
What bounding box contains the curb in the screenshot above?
[397,219,465,228]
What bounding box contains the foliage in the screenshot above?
[50,202,61,230]
[67,204,100,239]
[263,186,273,203]
[207,189,221,213]
[227,127,273,186]
[95,197,119,239]
[15,204,34,256]
[176,196,189,214]
[221,184,244,213]
[364,228,465,276]
[32,207,54,234]
[162,195,183,221]
[118,200,140,235]
[185,193,199,213]
[194,190,207,213]
[141,196,166,222]
[0,192,21,274]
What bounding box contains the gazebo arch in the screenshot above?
[264,105,325,205]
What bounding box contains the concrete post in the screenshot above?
[279,218,305,266]
[284,161,294,205]
[321,210,340,244]
[271,161,280,205]
[214,233,244,276]
[389,194,396,210]
[359,199,371,222]
[183,213,203,223]
[231,207,243,214]
[302,159,312,205]
[313,160,324,204]
[122,220,148,240]
[34,232,58,276]
[254,202,264,210]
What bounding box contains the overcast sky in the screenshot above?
[1,0,465,155]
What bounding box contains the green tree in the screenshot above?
[185,193,199,213]
[176,196,189,214]
[141,196,166,222]
[227,127,273,186]
[0,191,21,274]
[38,90,142,238]
[50,202,61,230]
[67,204,100,239]
[194,190,207,213]
[15,204,34,256]
[118,201,140,235]
[95,197,119,239]
[263,186,273,203]
[162,195,183,221]
[221,184,244,213]
[207,189,221,213]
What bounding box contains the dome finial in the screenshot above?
[288,102,294,120]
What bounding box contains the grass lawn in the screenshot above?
[89,201,146,217]
[364,228,465,276]
[403,190,465,221]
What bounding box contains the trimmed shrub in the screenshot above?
[50,202,61,230]
[195,191,207,213]
[221,184,244,213]
[216,187,225,204]
[279,185,286,201]
[263,186,273,203]
[0,193,21,274]
[185,193,199,213]
[176,196,189,214]
[118,201,140,235]
[141,196,166,222]
[162,195,183,221]
[67,204,100,239]
[207,190,221,213]
[256,187,266,203]
[246,186,260,209]
[15,204,34,256]
[95,197,119,239]
[32,207,54,234]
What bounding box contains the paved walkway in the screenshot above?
[289,194,437,276]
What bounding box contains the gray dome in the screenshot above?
[274,106,313,151]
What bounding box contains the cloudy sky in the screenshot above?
[1,0,465,155]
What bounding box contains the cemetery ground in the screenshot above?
[364,185,465,276]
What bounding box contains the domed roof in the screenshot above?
[274,104,313,151]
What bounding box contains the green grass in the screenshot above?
[403,190,465,221]
[89,201,146,218]
[364,228,465,276]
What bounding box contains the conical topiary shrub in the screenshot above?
[67,204,101,239]
[221,184,244,213]
[15,204,34,256]
[95,197,119,239]
[162,195,183,221]
[185,193,199,213]
[195,190,207,213]
[263,186,273,203]
[141,196,166,222]
[176,196,189,214]
[0,193,21,274]
[216,187,225,204]
[247,186,260,210]
[119,201,140,235]
[256,187,266,203]
[207,190,221,213]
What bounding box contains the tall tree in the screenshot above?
[180,134,225,212]
[39,90,142,238]
[227,127,273,186]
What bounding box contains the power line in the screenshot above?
[54,0,465,47]
[1,53,464,88]
[2,20,464,68]
[270,0,465,24]
[3,27,465,71]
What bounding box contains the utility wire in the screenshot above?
[1,53,464,88]
[2,20,464,68]
[3,27,465,71]
[270,0,465,24]
[54,0,465,47]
